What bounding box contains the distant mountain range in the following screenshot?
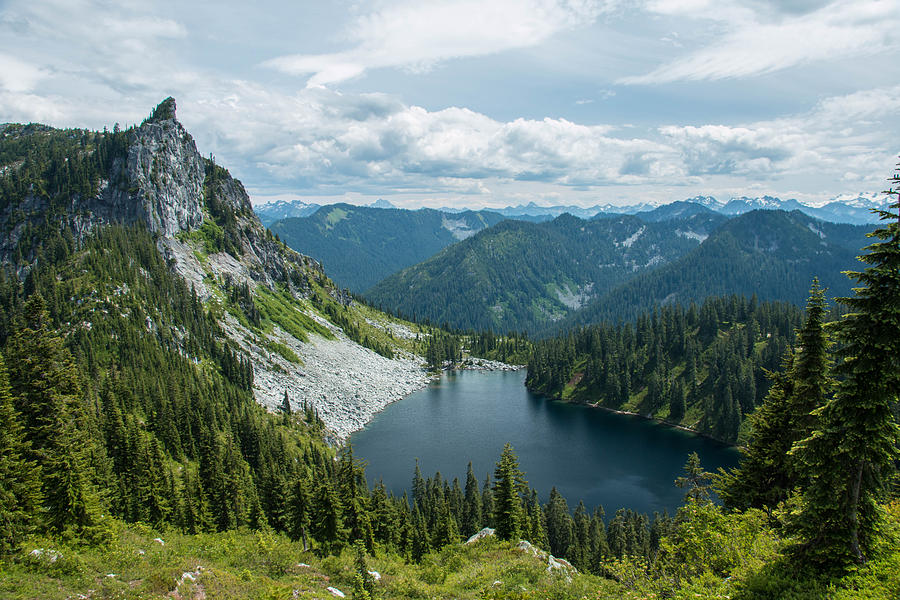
[258,196,882,334]
[367,209,872,334]
[365,211,727,332]
[268,204,510,292]
[256,192,891,229]
[254,199,321,226]
[683,193,892,225]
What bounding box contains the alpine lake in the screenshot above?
[350,369,740,516]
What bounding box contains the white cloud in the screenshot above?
[0,0,896,208]
[0,54,44,92]
[191,85,671,190]
[265,0,613,86]
[624,0,900,83]
[659,84,900,182]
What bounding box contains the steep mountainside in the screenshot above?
[269,204,509,292]
[365,212,726,332]
[528,295,804,444]
[561,209,873,328]
[0,97,431,440]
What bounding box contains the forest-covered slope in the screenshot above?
[269,203,509,292]
[366,212,725,332]
[558,209,872,329]
[527,294,804,444]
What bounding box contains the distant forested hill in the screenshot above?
[269,204,509,292]
[559,210,872,330]
[528,294,804,444]
[365,212,726,332]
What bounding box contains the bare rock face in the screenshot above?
[74,98,205,239]
[122,112,205,237]
[2,99,205,266]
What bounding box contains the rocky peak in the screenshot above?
[117,98,205,237]
[1,98,324,300]
[144,97,177,124]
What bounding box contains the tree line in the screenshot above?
[526,294,805,443]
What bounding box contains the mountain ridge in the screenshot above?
[557,209,873,330]
[269,203,511,292]
[365,211,726,332]
[0,98,434,440]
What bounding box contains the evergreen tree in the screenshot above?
[6,294,107,540]
[288,473,312,550]
[312,480,345,555]
[526,489,548,549]
[0,352,42,553]
[430,498,460,548]
[492,443,527,541]
[481,473,494,529]
[588,507,609,572]
[410,505,430,562]
[544,487,573,558]
[352,540,377,599]
[461,462,482,538]
[719,280,832,511]
[675,452,712,504]
[792,182,900,568]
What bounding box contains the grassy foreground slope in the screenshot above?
[3,503,899,599]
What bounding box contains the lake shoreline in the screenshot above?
[584,402,741,449]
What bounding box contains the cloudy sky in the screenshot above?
[1,0,898,208]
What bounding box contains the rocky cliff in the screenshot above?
[0,98,431,440]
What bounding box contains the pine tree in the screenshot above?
[492,443,528,541]
[0,352,42,553]
[352,540,377,599]
[462,462,482,537]
[544,487,573,558]
[6,294,107,540]
[588,507,609,572]
[791,177,900,568]
[719,280,832,511]
[675,452,712,504]
[526,489,548,549]
[410,504,430,562]
[288,473,312,550]
[312,480,345,555]
[481,473,494,528]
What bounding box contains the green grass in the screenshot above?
[4,503,899,599]
[324,207,349,228]
[0,525,622,600]
[255,286,334,342]
[176,219,225,257]
[262,336,302,364]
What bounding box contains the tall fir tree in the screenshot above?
[491,443,528,541]
[791,175,900,568]
[544,486,573,558]
[0,352,43,553]
[719,279,832,511]
[6,294,107,540]
[461,462,482,538]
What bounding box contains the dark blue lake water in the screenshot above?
[350,369,740,516]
